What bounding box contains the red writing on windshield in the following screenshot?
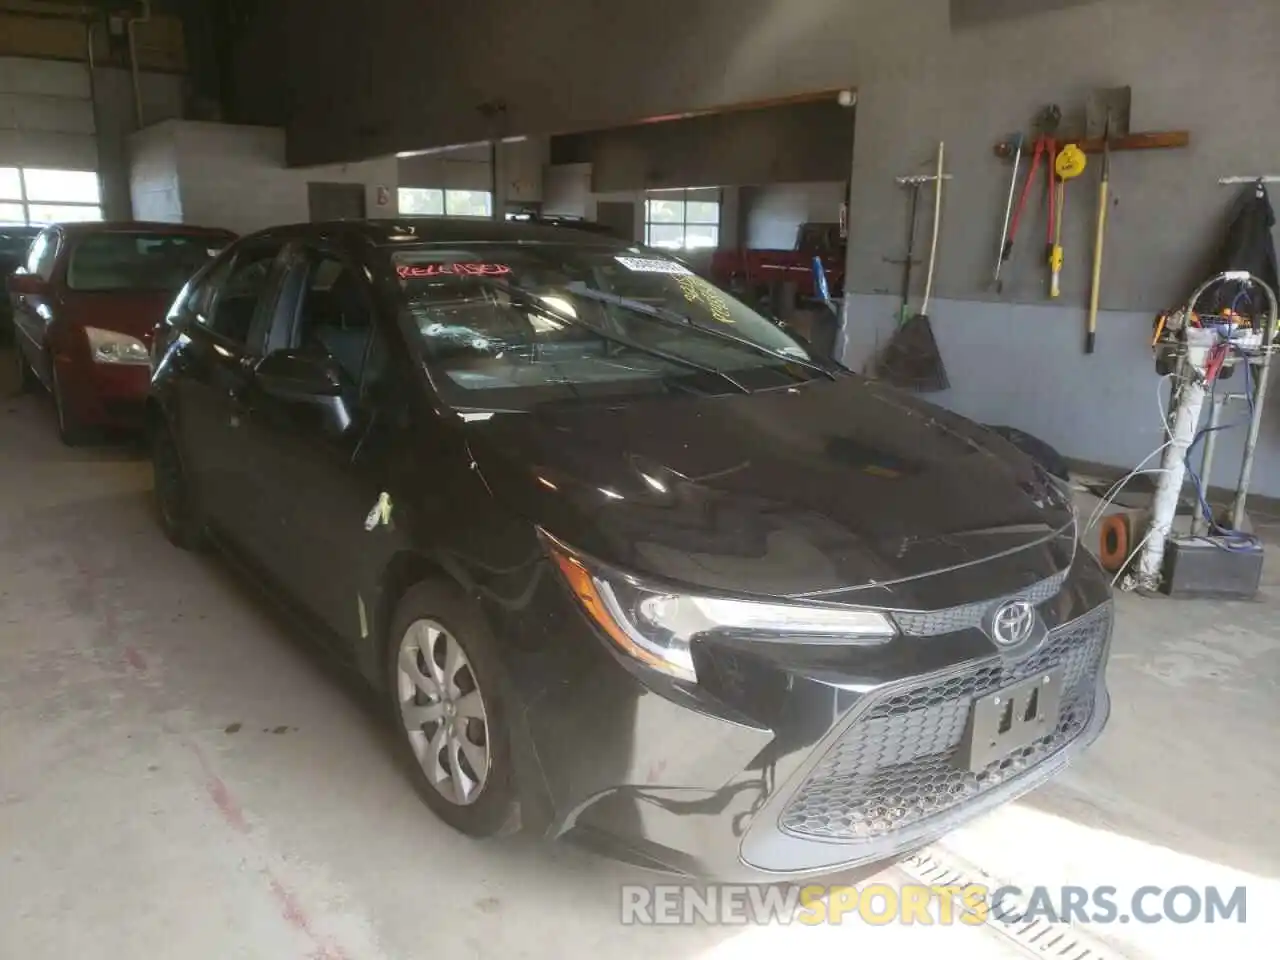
[396,262,512,279]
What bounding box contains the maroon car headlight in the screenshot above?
[543,533,897,684]
[85,327,150,366]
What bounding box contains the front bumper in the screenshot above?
[56,353,150,429]
[514,543,1114,881]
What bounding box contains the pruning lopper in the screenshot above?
[1001,105,1063,278]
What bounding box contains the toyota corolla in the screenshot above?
[148,218,1113,880]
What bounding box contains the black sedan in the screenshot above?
[1,223,41,343]
[147,218,1113,880]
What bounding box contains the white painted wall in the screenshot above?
[743,182,845,249]
[542,162,593,217]
[128,120,399,234]
[127,122,183,222]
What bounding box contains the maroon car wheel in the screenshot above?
[13,345,38,394]
[50,362,89,446]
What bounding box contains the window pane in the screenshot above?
[398,187,444,215]
[684,225,719,249]
[646,198,683,223]
[445,190,492,217]
[0,202,25,222]
[0,168,19,200]
[686,201,719,225]
[23,169,100,204]
[27,203,102,224]
[295,255,373,383]
[646,224,685,249]
[206,246,281,346]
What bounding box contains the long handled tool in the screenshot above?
[1086,114,1113,353]
[1050,143,1087,298]
[877,143,950,392]
[992,134,1024,292]
[897,180,923,324]
[920,141,945,318]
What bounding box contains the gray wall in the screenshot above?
[743,182,846,248]
[842,0,1280,311]
[834,0,1280,496]
[582,102,854,194]
[268,0,887,166]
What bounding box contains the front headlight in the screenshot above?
[85,327,149,366]
[544,534,897,684]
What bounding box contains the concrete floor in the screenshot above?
[1,351,1276,959]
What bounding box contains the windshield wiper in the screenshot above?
[564,282,838,381]
[461,277,749,394]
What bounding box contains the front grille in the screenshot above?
[779,602,1110,842]
[892,566,1070,637]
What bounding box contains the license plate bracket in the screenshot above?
[958,668,1065,773]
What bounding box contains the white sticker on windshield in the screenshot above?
[615,256,693,275]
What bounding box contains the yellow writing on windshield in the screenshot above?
[676,274,734,324]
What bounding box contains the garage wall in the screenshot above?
[834,0,1280,495]
[93,67,186,220]
[743,183,845,249]
[1,55,185,221]
[128,122,183,222]
[128,120,398,235]
[0,56,96,170]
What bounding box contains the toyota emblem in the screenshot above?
[990,600,1036,647]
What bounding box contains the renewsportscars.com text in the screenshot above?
[620,882,1248,927]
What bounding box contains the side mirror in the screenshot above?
[255,350,343,401]
[7,273,48,296]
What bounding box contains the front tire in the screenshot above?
[13,344,38,394]
[386,580,520,838]
[51,362,89,446]
[152,420,205,550]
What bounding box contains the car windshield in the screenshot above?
[391,243,825,409]
[67,231,229,293]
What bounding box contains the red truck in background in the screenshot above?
[709,221,846,310]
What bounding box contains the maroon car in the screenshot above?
[8,221,235,443]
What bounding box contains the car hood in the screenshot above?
[464,376,1076,600]
[62,290,175,342]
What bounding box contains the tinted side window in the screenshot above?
[202,245,280,346]
[292,252,375,386]
[25,229,58,279]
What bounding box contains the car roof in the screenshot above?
[249,217,633,250]
[51,221,236,238]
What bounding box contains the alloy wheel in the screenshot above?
[396,619,491,806]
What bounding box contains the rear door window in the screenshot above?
[289,251,376,387]
[201,243,284,349]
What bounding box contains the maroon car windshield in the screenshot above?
[66,231,229,293]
